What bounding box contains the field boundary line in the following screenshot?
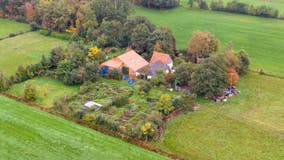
[249,69,284,80]
[0,30,31,41]
[0,92,188,160]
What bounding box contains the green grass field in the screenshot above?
[154,73,284,160]
[0,31,67,77]
[134,6,284,76]
[0,18,30,39]
[0,95,169,160]
[7,77,79,108]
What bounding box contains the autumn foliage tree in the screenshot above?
[227,68,239,86]
[187,31,220,63]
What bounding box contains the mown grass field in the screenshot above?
[134,6,284,76]
[154,73,284,160]
[7,77,79,108]
[0,18,30,39]
[0,95,169,160]
[0,31,67,77]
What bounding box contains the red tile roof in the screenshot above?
[102,50,149,72]
[150,51,173,65]
[101,58,123,69]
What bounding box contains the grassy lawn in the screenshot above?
[0,95,169,160]
[0,31,67,77]
[0,18,30,39]
[154,73,284,160]
[7,77,79,108]
[134,6,284,76]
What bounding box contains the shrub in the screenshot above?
[199,1,209,10]
[0,71,7,92]
[112,95,129,107]
[83,113,96,123]
[226,1,249,14]
[79,82,95,94]
[50,32,72,41]
[227,68,239,86]
[14,15,26,23]
[14,65,29,83]
[210,0,225,11]
[67,67,86,85]
[146,111,163,126]
[138,80,151,93]
[109,69,123,80]
[136,0,180,9]
[237,50,250,75]
[39,29,52,36]
[254,5,279,18]
[57,60,75,82]
[30,21,40,31]
[157,94,174,115]
[172,95,194,111]
[140,122,156,140]
[23,83,37,101]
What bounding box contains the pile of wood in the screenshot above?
[213,86,240,102]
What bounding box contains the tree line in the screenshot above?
[189,0,284,19]
[133,0,180,9]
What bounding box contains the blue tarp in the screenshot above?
[99,66,109,75]
[128,80,135,85]
[123,75,129,81]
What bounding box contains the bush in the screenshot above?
[30,21,41,31]
[57,60,75,82]
[83,113,96,123]
[255,5,278,18]
[172,95,194,111]
[79,82,95,94]
[23,83,37,101]
[112,95,129,107]
[140,122,156,140]
[199,1,209,10]
[237,50,250,75]
[39,29,52,36]
[136,0,180,9]
[138,80,151,93]
[210,0,225,11]
[50,32,72,41]
[157,94,174,115]
[14,15,26,23]
[109,69,123,80]
[0,71,7,92]
[146,111,163,126]
[226,1,249,14]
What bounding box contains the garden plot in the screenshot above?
[52,79,181,140]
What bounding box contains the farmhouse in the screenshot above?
[150,51,173,70]
[101,50,149,79]
[138,60,171,79]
